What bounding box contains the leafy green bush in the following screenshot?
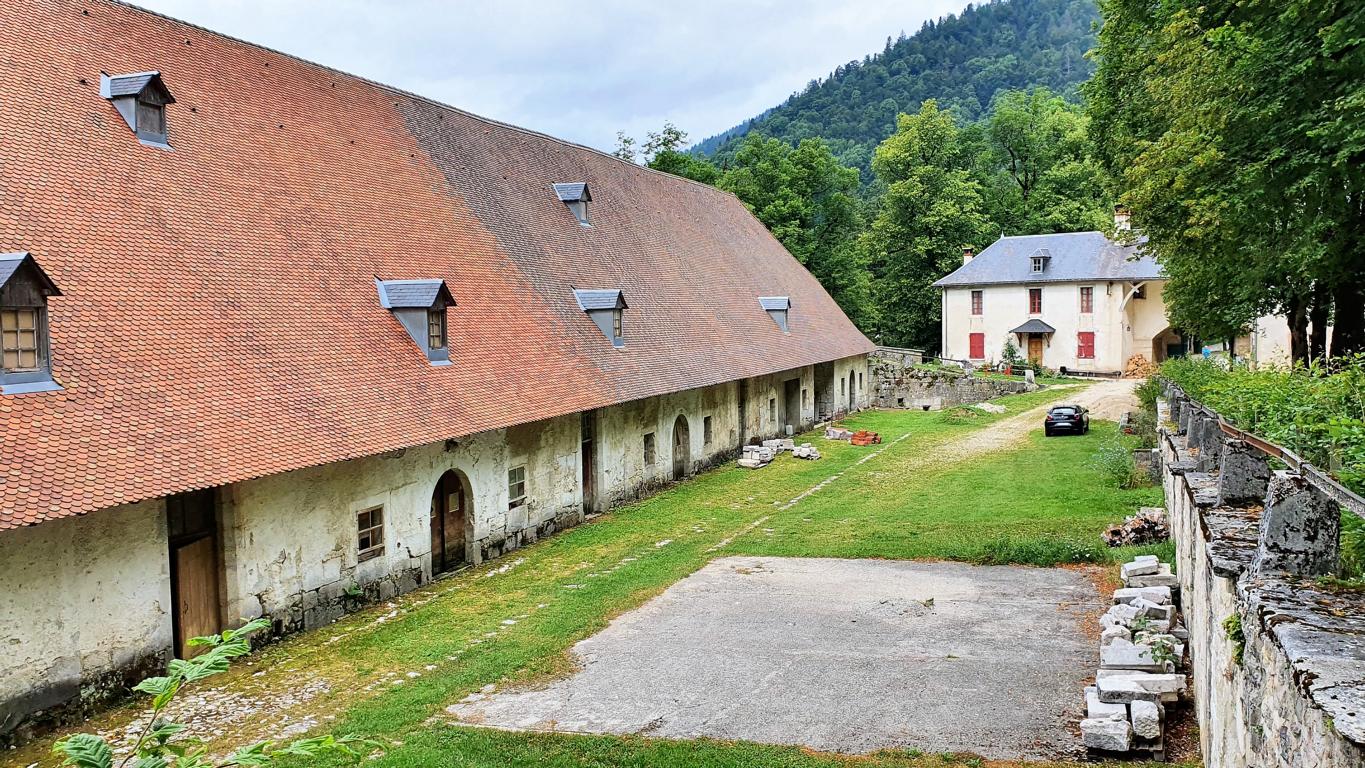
[1091,440,1151,489]
[972,535,1108,566]
[1135,377,1162,411]
[53,620,378,768]
[1129,409,1158,449]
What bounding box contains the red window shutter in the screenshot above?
[969,333,985,359]
[1078,332,1095,359]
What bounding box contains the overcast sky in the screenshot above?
[137,0,968,152]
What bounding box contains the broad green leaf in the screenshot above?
[52,733,113,768]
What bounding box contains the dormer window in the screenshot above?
[758,296,791,332]
[0,252,62,395]
[573,289,627,347]
[553,183,592,227]
[376,278,456,365]
[100,71,176,148]
[1029,248,1052,275]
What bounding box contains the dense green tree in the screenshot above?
[615,123,721,184]
[863,101,991,349]
[979,87,1109,234]
[1087,0,1365,360]
[717,135,873,326]
[695,0,1100,177]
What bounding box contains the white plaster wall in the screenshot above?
[942,281,1173,372]
[0,500,171,730]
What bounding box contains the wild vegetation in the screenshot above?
[1160,356,1365,575]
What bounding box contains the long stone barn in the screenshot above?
[0,0,875,742]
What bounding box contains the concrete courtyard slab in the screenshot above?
[445,556,1103,759]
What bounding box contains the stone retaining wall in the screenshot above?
[1159,392,1365,767]
[870,354,1034,411]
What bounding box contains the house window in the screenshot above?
[859,372,864,391]
[1078,331,1096,360]
[427,308,447,350]
[1133,283,1147,300]
[1031,257,1044,273]
[1,309,42,371]
[136,97,167,138]
[357,506,385,562]
[970,290,983,315]
[969,332,985,360]
[612,309,623,340]
[703,415,713,446]
[507,465,527,509]
[1028,288,1043,314]
[769,398,777,422]
[1080,286,1093,314]
[801,388,808,409]
[840,379,845,396]
[644,433,656,465]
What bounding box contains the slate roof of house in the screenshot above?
[376,279,455,310]
[572,289,627,311]
[0,0,874,531]
[1010,319,1056,334]
[933,231,1161,287]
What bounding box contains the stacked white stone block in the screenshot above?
[737,439,820,468]
[791,443,821,460]
[1080,554,1189,759]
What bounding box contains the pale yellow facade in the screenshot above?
[941,278,1179,373]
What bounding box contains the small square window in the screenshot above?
[1,309,42,371]
[357,506,385,562]
[644,433,656,465]
[507,465,527,509]
[1031,257,1044,273]
[703,415,713,445]
[427,308,447,350]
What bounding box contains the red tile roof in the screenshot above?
[0,0,875,530]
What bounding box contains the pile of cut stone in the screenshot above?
[1102,506,1171,547]
[737,444,776,469]
[1081,554,1186,759]
[792,443,821,460]
[825,426,853,441]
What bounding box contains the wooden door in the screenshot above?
[671,415,690,481]
[167,489,220,659]
[431,472,466,574]
[1028,336,1044,364]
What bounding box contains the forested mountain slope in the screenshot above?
[694,0,1098,173]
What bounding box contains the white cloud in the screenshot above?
[137,0,968,150]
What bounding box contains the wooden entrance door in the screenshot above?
[671,415,690,481]
[167,489,220,659]
[1028,335,1044,365]
[430,471,467,575]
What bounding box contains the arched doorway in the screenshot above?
[430,470,470,575]
[671,415,690,481]
[848,371,856,411]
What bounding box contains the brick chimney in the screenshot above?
[962,246,975,265]
[1114,205,1132,232]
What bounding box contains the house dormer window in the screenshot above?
[100,71,176,148]
[0,252,62,395]
[375,278,456,365]
[573,289,627,347]
[758,296,791,332]
[1029,248,1051,274]
[427,308,447,350]
[553,183,592,227]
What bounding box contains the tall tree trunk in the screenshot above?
[1309,281,1330,362]
[1331,280,1365,358]
[1288,294,1309,364]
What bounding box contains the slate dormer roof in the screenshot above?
[758,296,791,311]
[99,70,175,101]
[376,279,455,309]
[553,183,591,203]
[0,0,873,530]
[573,289,626,311]
[0,252,61,295]
[934,232,1161,288]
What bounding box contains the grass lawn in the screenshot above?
[13,386,1186,768]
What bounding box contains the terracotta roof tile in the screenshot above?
[0,0,874,531]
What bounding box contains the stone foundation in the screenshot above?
[1160,394,1365,767]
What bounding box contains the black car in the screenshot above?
[1044,404,1090,436]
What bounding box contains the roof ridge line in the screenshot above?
[98,0,737,199]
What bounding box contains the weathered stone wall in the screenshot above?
[869,354,1033,410]
[0,500,172,744]
[1160,396,1365,767]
